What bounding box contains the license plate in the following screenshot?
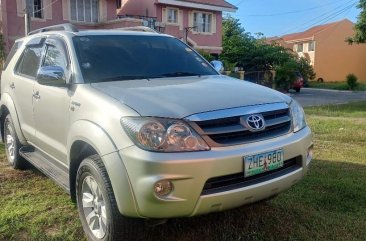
[244,149,284,177]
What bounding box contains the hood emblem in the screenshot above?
[241,114,266,132]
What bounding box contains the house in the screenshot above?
[117,0,237,54]
[271,19,366,82]
[0,0,237,54]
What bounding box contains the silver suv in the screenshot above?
[0,24,313,241]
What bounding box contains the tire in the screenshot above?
[295,87,301,93]
[3,114,27,169]
[76,155,143,241]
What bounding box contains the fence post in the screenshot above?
[238,71,245,80]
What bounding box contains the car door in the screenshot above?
[11,37,45,141]
[33,36,71,164]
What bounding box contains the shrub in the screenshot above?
[274,60,297,90]
[346,73,358,90]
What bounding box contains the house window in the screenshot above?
[70,0,99,23]
[308,41,315,51]
[116,0,121,9]
[167,8,178,24]
[32,0,43,19]
[296,43,303,52]
[193,12,212,33]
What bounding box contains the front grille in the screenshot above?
[201,157,301,196]
[191,107,292,147]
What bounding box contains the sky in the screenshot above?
[225,0,361,37]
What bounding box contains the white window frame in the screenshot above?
[308,41,315,52]
[166,7,178,24]
[192,11,213,34]
[70,0,99,23]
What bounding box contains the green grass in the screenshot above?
[308,81,366,91]
[1,101,366,240]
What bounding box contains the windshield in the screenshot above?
[73,35,217,83]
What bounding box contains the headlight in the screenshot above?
[121,117,210,152]
[290,100,307,132]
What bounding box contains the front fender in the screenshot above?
[67,120,140,217]
[0,93,27,144]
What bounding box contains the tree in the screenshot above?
[347,0,366,44]
[220,17,316,88]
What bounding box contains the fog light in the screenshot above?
[307,145,314,165]
[154,180,174,197]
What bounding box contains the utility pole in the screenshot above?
[184,26,196,44]
[24,0,32,36]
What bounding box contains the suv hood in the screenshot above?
[91,75,291,119]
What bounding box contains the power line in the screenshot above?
[278,0,357,36]
[32,0,59,14]
[240,0,348,17]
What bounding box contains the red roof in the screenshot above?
[175,0,237,9]
[281,19,352,42]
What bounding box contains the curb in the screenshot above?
[304,88,366,93]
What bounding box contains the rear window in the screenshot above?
[73,35,217,83]
[3,41,23,70]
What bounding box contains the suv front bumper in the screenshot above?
[118,126,312,218]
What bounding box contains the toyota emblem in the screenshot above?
[244,114,266,132]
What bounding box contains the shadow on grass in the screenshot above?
[1,158,366,241]
[143,159,366,241]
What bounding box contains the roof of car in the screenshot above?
[21,24,169,42]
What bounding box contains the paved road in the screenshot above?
[289,88,366,107]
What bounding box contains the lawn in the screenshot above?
[308,81,366,91]
[1,101,366,241]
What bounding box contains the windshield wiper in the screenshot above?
[157,72,202,77]
[97,75,149,82]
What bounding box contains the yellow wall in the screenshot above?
[314,20,366,82]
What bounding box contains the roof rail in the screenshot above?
[117,26,158,33]
[28,23,79,36]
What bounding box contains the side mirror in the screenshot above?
[36,66,66,86]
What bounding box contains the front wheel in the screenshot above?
[3,114,27,169]
[76,155,143,241]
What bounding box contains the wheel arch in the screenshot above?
[67,120,139,217]
[0,93,27,144]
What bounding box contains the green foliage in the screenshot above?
[223,60,236,71]
[347,0,366,44]
[197,50,214,62]
[297,57,316,86]
[221,17,315,89]
[274,60,298,90]
[346,73,358,90]
[0,34,5,61]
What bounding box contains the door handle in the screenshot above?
[33,91,40,100]
[10,82,15,89]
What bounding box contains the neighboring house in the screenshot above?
[0,0,236,54]
[117,0,237,54]
[270,19,366,82]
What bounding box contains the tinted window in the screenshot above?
[16,45,43,78]
[3,41,23,70]
[43,45,68,71]
[73,35,217,83]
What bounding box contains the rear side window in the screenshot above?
[16,44,44,78]
[3,41,23,70]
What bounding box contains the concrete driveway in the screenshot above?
[289,88,366,107]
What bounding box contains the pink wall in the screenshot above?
[2,0,121,52]
[2,0,224,54]
[117,0,157,17]
[156,5,222,53]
